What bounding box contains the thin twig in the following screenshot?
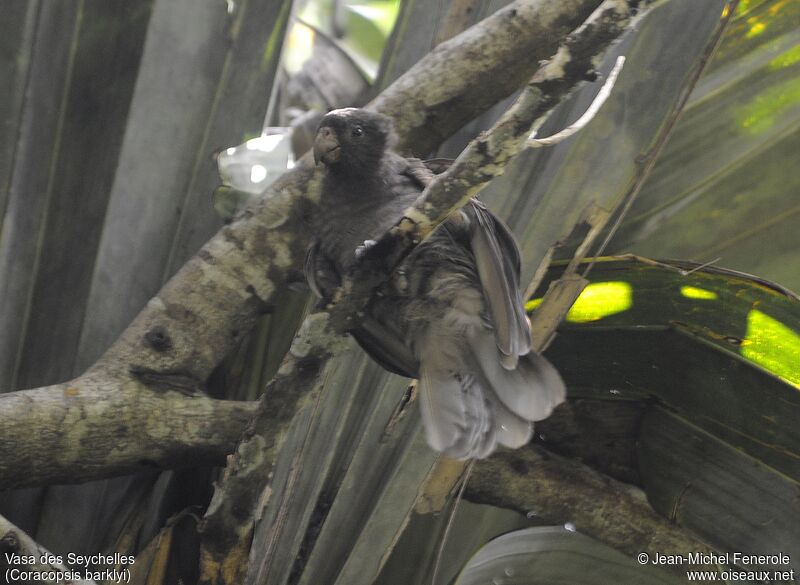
[681,257,722,276]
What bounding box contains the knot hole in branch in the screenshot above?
[145,326,173,352]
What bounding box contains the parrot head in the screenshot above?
[313,108,397,172]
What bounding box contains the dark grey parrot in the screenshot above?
[306,107,565,459]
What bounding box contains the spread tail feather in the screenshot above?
[417,328,565,460]
[418,368,493,459]
[419,368,534,459]
[468,328,565,422]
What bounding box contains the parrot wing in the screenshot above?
[465,198,532,369]
[405,157,533,368]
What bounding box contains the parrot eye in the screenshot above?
[351,126,364,137]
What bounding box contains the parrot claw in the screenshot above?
[355,239,377,260]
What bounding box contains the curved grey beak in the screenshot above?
[313,127,341,165]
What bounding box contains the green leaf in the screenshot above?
[533,256,800,480]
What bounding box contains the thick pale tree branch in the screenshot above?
[373,0,608,154]
[0,0,601,490]
[0,375,258,489]
[199,2,656,583]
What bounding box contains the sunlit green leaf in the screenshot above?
[680,285,719,300]
[565,281,633,323]
[742,308,800,386]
